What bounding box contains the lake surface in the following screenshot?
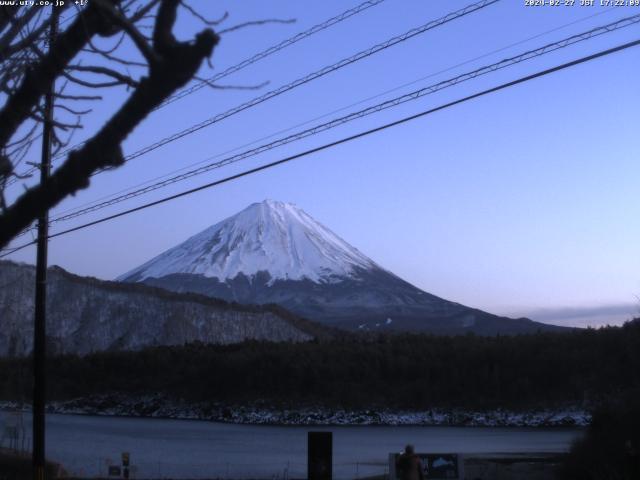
[0,412,582,479]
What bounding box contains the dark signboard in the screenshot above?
[108,466,121,477]
[420,454,459,479]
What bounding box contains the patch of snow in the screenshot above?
[118,200,378,285]
[0,397,591,427]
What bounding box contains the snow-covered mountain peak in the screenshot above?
[118,200,377,284]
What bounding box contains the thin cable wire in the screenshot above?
[3,5,627,239]
[7,0,488,192]
[3,37,638,258]
[38,13,640,227]
[8,10,635,240]
[113,0,500,167]
[45,5,620,220]
[24,0,497,180]
[158,0,388,109]
[41,0,389,167]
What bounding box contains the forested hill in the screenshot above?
[1,320,638,410]
[0,260,332,356]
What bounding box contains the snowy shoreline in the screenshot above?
[0,395,590,427]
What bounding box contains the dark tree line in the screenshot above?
[1,319,639,410]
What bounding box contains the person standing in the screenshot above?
[396,444,424,480]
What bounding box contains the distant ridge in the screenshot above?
[0,260,332,356]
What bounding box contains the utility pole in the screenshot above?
[33,7,58,480]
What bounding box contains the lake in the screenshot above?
[0,411,582,479]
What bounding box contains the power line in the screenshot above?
[24,0,496,183]
[2,0,500,236]
[3,37,638,258]
[46,5,619,221]
[38,13,640,227]
[38,0,389,169]
[113,0,500,167]
[7,10,633,241]
[10,0,497,186]
[158,0,388,109]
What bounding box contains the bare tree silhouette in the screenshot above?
[0,0,228,249]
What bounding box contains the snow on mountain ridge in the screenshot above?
[118,200,377,284]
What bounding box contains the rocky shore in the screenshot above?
[0,395,591,427]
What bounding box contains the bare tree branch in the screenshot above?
[93,0,160,64]
[6,122,39,148]
[83,45,147,68]
[153,0,178,54]
[180,1,228,26]
[68,64,140,87]
[218,18,295,35]
[1,15,51,61]
[128,0,161,24]
[61,70,127,89]
[0,0,219,248]
[0,8,40,59]
[0,7,17,34]
[0,3,120,149]
[84,30,126,56]
[55,104,93,116]
[54,92,103,101]
[29,111,82,131]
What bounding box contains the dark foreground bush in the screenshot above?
[560,392,640,480]
[0,451,64,480]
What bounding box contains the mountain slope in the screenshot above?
[0,261,319,357]
[120,200,565,335]
[119,199,376,284]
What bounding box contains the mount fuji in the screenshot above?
[118,200,561,335]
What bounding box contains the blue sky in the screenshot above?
[5,0,640,326]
